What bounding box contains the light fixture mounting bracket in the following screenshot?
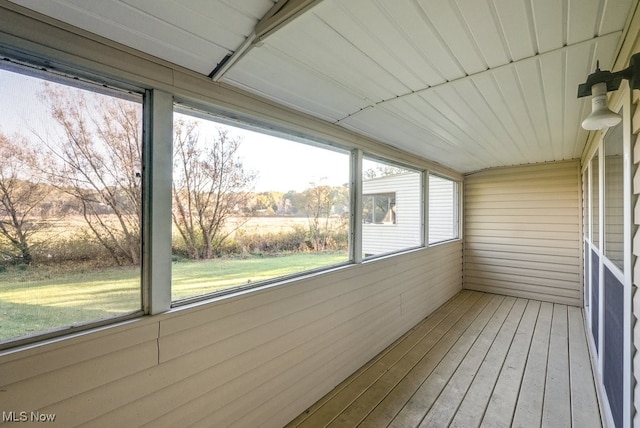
[577,52,640,98]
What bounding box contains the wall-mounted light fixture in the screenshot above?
[577,53,640,130]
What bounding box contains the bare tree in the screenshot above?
[0,133,48,264]
[38,85,142,265]
[172,119,255,259]
[302,181,348,252]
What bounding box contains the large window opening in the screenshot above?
[171,109,350,302]
[361,157,422,258]
[0,66,143,344]
[428,174,459,244]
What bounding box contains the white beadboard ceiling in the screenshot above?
[9,0,636,173]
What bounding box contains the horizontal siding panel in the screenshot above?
[465,215,578,225]
[465,175,578,189]
[2,340,158,413]
[465,199,578,209]
[467,207,578,217]
[466,257,581,275]
[465,267,580,287]
[0,321,158,386]
[464,236,579,249]
[465,256,581,273]
[465,228,579,241]
[464,249,579,265]
[466,221,580,233]
[464,189,578,201]
[465,242,580,258]
[464,161,582,305]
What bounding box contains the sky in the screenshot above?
[0,66,351,193]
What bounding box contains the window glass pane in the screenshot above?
[604,122,624,270]
[362,157,421,258]
[172,111,350,301]
[591,151,599,247]
[429,174,459,244]
[0,67,142,343]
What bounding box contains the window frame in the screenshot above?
[427,173,460,245]
[0,60,148,350]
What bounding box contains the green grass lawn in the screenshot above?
[0,252,348,342]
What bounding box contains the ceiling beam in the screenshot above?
[255,0,322,39]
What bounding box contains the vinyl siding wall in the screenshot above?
[0,243,462,428]
[464,160,582,306]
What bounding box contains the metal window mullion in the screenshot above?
[351,149,363,263]
[423,172,429,247]
[142,89,173,315]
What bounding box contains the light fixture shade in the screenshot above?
[581,82,622,130]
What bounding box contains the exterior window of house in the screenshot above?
[363,193,396,224]
[0,66,143,345]
[171,109,350,302]
[604,121,624,270]
[428,174,459,244]
[361,157,421,258]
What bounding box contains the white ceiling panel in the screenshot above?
[9,0,275,75]
[338,32,622,173]
[222,45,371,122]
[10,0,636,173]
[415,0,488,74]
[313,0,444,91]
[221,0,633,173]
[530,0,565,53]
[491,0,536,61]
[376,0,466,81]
[454,0,510,68]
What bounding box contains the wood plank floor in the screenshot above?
[285,291,601,428]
